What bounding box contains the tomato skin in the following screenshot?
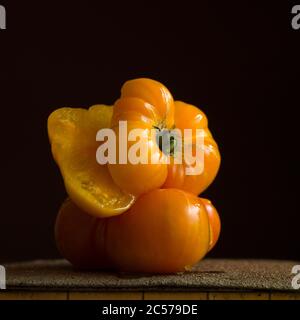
[55,199,111,269]
[200,198,221,252]
[100,189,211,273]
[108,116,168,196]
[120,78,175,128]
[108,79,174,196]
[163,101,221,195]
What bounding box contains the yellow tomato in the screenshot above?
[48,105,135,218]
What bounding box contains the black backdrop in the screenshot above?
[0,1,298,262]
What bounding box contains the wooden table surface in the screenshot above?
[1,259,300,300]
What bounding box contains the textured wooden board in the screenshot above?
[1,291,300,300]
[208,292,269,300]
[144,292,207,300]
[0,291,67,300]
[69,292,143,300]
[270,292,300,300]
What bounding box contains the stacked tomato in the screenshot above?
[48,78,221,273]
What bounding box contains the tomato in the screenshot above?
[108,78,220,196]
[102,189,210,273]
[56,189,220,273]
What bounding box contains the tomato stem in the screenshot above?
[155,129,177,156]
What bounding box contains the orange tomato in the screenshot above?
[108,78,220,196]
[56,191,220,273]
[102,189,211,273]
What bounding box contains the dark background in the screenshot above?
[0,1,298,263]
